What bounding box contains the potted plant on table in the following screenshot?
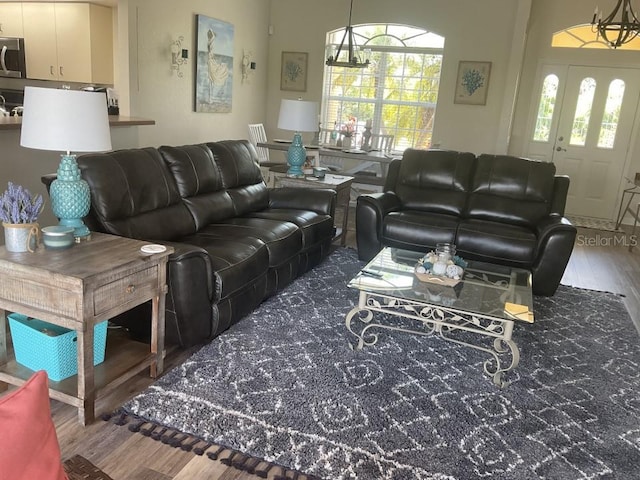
[1,182,44,252]
[340,116,357,149]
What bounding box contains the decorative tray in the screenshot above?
[414,245,467,288]
[414,271,461,287]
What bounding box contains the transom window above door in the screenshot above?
[552,24,640,50]
[322,24,444,151]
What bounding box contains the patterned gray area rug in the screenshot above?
[109,248,640,480]
[566,214,624,232]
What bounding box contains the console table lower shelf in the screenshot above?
[0,329,159,413]
[345,290,520,387]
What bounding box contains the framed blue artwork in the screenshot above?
[280,51,308,92]
[454,61,491,106]
[195,15,234,113]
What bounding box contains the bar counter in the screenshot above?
[0,115,155,131]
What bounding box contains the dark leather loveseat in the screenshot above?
[55,140,336,347]
[356,149,577,296]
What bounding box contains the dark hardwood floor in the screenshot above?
[43,223,640,478]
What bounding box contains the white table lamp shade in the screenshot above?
[19,86,112,242]
[277,99,319,133]
[20,86,112,153]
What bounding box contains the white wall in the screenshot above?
[266,0,529,154]
[121,0,270,147]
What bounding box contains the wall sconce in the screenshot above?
[171,36,188,77]
[241,49,256,84]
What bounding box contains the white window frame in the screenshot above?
[322,24,444,151]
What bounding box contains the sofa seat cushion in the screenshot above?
[198,217,302,267]
[456,219,536,267]
[382,211,458,251]
[247,209,334,251]
[182,234,269,300]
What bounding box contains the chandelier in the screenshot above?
[591,0,640,48]
[325,0,370,68]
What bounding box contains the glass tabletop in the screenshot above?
[348,247,534,322]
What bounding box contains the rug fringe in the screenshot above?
[104,409,316,479]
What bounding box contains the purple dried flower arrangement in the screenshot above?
[0,182,44,224]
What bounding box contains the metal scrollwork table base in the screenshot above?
[345,247,534,388]
[346,290,519,387]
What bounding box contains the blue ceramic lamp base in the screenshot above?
[50,154,92,241]
[287,132,307,177]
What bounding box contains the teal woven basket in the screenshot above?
[8,313,107,382]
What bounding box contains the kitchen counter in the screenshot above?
[0,115,155,131]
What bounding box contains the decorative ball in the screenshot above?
[446,264,459,278]
[416,265,426,274]
[446,264,464,279]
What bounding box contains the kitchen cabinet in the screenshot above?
[0,3,23,38]
[22,2,113,84]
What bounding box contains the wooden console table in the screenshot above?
[0,233,173,425]
[267,165,353,246]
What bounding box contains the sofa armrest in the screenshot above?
[162,241,216,299]
[160,241,221,346]
[356,192,402,261]
[551,175,570,216]
[532,215,577,296]
[535,215,576,245]
[268,187,336,216]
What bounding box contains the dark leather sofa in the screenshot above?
[48,140,336,347]
[356,149,577,296]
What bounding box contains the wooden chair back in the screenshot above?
[370,133,394,153]
[248,123,269,163]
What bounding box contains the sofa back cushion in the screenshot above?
[206,140,270,216]
[159,144,236,230]
[77,147,196,240]
[393,149,476,216]
[466,154,556,226]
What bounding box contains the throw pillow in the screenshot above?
[0,370,67,480]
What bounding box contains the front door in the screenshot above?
[526,65,640,219]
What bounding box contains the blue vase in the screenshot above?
[286,133,307,177]
[50,154,91,241]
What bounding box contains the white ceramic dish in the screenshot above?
[140,244,167,255]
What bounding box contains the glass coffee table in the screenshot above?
[346,247,534,387]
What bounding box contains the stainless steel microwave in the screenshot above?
[0,38,26,79]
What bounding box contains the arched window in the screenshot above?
[552,25,640,50]
[322,24,444,151]
[570,77,596,146]
[533,74,559,142]
[598,79,625,148]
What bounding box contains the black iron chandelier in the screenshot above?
[325,0,370,68]
[591,0,640,48]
